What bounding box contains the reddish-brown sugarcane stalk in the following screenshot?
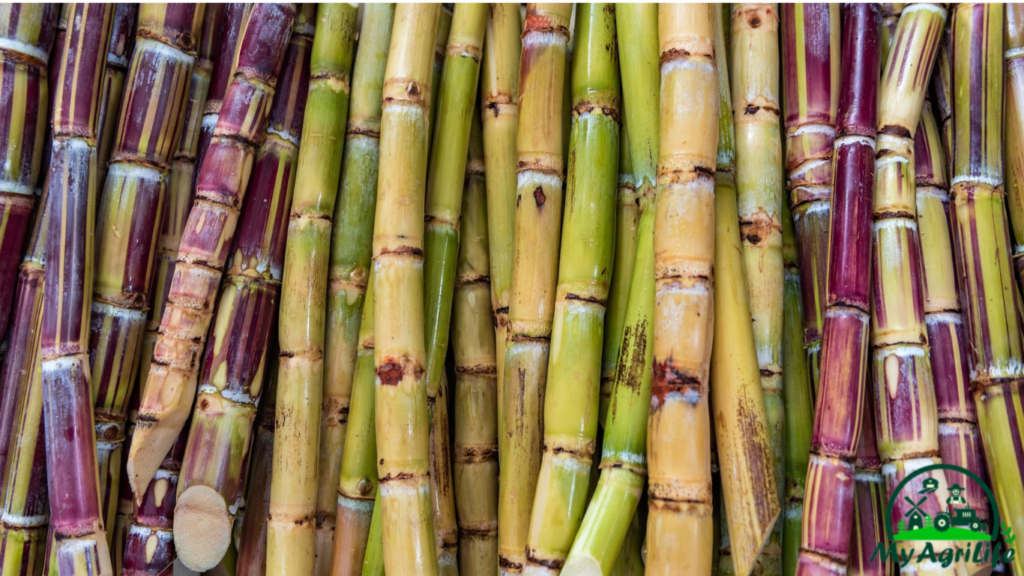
[126,3,297,501]
[235,354,277,576]
[95,4,138,190]
[914,102,989,528]
[848,401,888,576]
[952,6,1024,576]
[89,5,205,550]
[38,5,115,574]
[0,1,58,494]
[173,19,311,570]
[0,4,57,369]
[780,3,840,395]
[793,5,879,576]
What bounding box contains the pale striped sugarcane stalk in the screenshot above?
[317,8,395,573]
[267,5,357,576]
[793,6,880,576]
[731,5,785,573]
[236,353,277,576]
[479,2,520,462]
[1005,6,1024,285]
[195,3,249,184]
[89,5,205,550]
[0,4,56,372]
[562,6,659,575]
[330,276,378,576]
[880,4,904,68]
[780,3,840,394]
[126,2,296,500]
[175,17,312,571]
[0,193,50,576]
[322,6,395,575]
[598,2,658,422]
[429,6,453,144]
[525,5,618,573]
[915,101,990,530]
[0,2,57,490]
[95,4,138,190]
[871,5,961,574]
[38,5,115,574]
[451,115,497,575]
[421,6,488,573]
[497,4,572,574]
[952,6,1024,576]
[372,6,442,576]
[781,203,812,576]
[849,399,888,576]
[931,23,952,178]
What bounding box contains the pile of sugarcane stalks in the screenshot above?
[1,4,1023,576]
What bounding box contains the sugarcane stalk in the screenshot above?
[420,6,488,572]
[322,6,395,575]
[429,6,453,143]
[112,381,138,576]
[931,23,952,178]
[429,373,458,576]
[38,6,116,574]
[479,2,520,463]
[0,1,58,496]
[781,201,812,576]
[361,491,384,576]
[126,2,297,501]
[372,6,442,576]
[1006,6,1024,285]
[175,15,312,570]
[266,6,357,576]
[496,4,572,574]
[849,399,889,576]
[871,5,963,575]
[195,3,249,187]
[89,5,205,552]
[792,7,879,576]
[95,4,138,190]
[952,6,1024,576]
[915,101,990,530]
[880,4,904,69]
[523,6,618,574]
[731,5,785,573]
[451,115,497,575]
[235,352,277,576]
[780,3,840,396]
[0,4,56,377]
[330,275,378,576]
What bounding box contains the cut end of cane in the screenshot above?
[731,507,782,576]
[127,409,191,503]
[173,485,232,571]
[560,555,602,576]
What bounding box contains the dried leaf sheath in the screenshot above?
[174,22,311,571]
[497,5,572,575]
[0,5,57,368]
[127,3,297,501]
[372,6,442,576]
[780,4,840,395]
[952,6,1024,576]
[794,6,879,576]
[37,6,115,576]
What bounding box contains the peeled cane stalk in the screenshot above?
[497,5,572,574]
[479,2,520,462]
[323,6,395,575]
[0,193,50,576]
[598,2,658,422]
[0,1,57,495]
[318,7,394,573]
[1005,6,1024,287]
[0,4,56,374]
[952,6,1024,576]
[781,202,812,576]
[871,5,961,574]
[175,19,312,571]
[89,4,205,550]
[95,4,138,190]
[38,6,115,573]
[793,6,880,576]
[780,3,840,394]
[372,6,442,576]
[267,6,357,576]
[235,355,277,576]
[421,6,489,572]
[126,2,297,501]
[451,116,498,575]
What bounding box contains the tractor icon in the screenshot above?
[935,508,983,533]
